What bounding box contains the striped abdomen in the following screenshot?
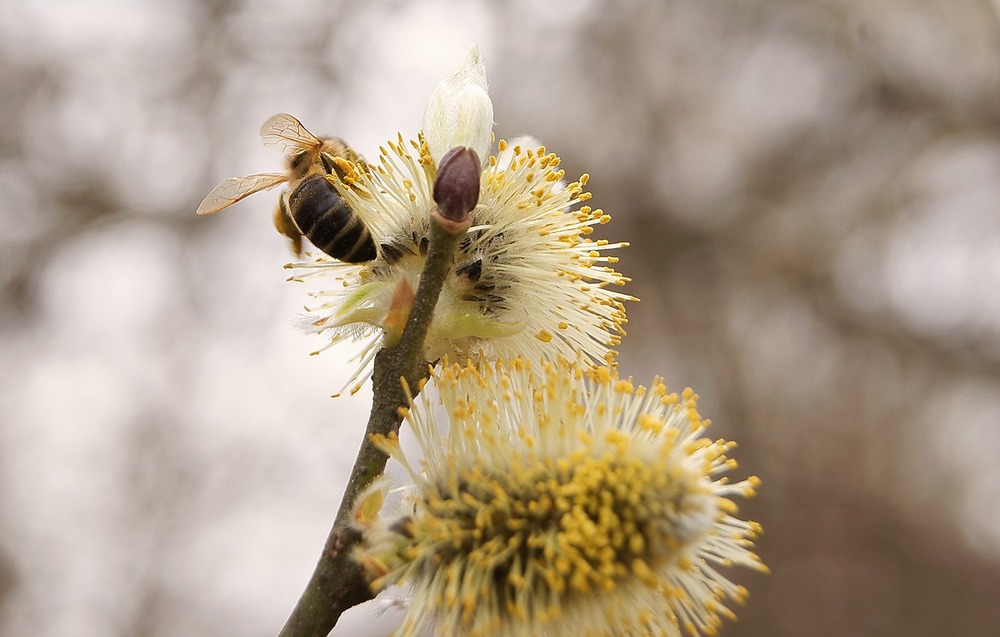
[286,174,376,263]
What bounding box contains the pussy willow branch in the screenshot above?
[277,218,467,637]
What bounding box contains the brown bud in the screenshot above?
[433,146,481,223]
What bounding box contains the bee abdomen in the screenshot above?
[288,174,376,263]
[313,209,375,263]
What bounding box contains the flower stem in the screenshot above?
[277,219,466,637]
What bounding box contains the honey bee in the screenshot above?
[196,113,377,262]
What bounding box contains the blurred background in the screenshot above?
[2,0,1000,635]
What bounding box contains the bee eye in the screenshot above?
[320,153,338,175]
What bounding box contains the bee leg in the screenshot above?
[273,196,304,257]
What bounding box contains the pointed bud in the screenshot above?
[382,277,415,347]
[423,45,494,166]
[433,146,481,226]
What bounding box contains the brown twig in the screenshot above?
[277,197,473,636]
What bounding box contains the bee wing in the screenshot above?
[260,113,322,158]
[196,172,288,215]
